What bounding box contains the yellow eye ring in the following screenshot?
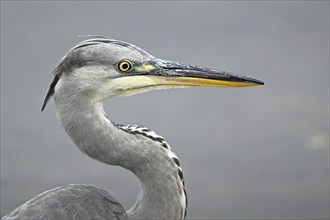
[118,60,133,72]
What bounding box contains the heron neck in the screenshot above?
[54,95,186,219]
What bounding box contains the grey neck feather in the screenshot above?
[54,80,186,219]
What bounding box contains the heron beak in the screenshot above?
[142,59,264,88]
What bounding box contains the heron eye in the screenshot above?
[118,60,133,72]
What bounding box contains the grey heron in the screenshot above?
[3,37,264,220]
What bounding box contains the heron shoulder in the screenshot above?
[2,184,127,220]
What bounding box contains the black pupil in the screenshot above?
[122,63,129,70]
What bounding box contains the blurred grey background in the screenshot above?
[1,1,329,219]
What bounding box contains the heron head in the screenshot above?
[42,37,264,110]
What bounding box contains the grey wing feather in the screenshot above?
[2,184,127,220]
